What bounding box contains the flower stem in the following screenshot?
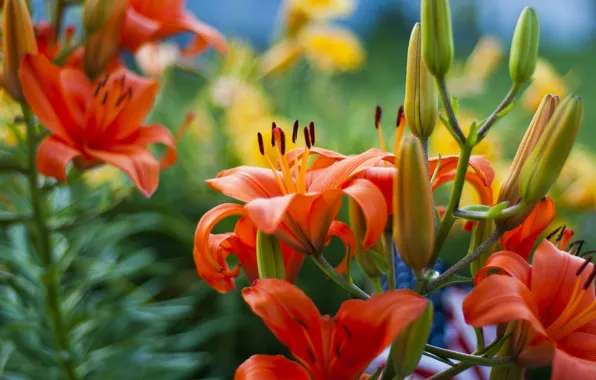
[22,106,79,380]
[436,78,465,146]
[311,254,370,300]
[453,202,528,221]
[53,0,66,44]
[430,144,472,264]
[424,345,514,367]
[427,228,503,292]
[477,84,520,141]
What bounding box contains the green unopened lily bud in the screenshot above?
[393,137,435,275]
[496,94,558,230]
[519,95,583,204]
[469,220,497,277]
[421,0,454,79]
[509,7,540,85]
[83,0,128,79]
[2,0,37,102]
[349,199,385,279]
[405,23,439,139]
[256,230,286,280]
[391,302,433,378]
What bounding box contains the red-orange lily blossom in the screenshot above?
[121,0,228,56]
[195,124,391,269]
[464,239,596,379]
[234,279,428,380]
[499,197,556,260]
[19,53,176,197]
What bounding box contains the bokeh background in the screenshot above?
[13,0,596,378]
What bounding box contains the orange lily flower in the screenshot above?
[464,240,596,379]
[121,0,228,56]
[19,54,176,197]
[234,279,428,380]
[499,197,556,260]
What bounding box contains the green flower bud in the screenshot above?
[256,230,286,280]
[2,0,37,102]
[509,7,540,85]
[421,0,454,79]
[469,220,497,277]
[393,137,435,275]
[519,95,583,204]
[405,23,439,139]
[391,302,433,378]
[496,94,558,230]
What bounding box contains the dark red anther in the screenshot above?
[569,240,586,256]
[396,105,405,127]
[292,120,299,144]
[280,129,286,155]
[546,226,564,241]
[303,127,311,149]
[556,225,567,245]
[271,122,277,146]
[101,73,110,88]
[309,121,315,146]
[93,82,102,98]
[375,105,382,129]
[102,92,108,105]
[577,257,592,276]
[584,264,596,290]
[120,74,126,89]
[257,132,265,155]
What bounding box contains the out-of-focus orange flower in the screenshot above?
[121,0,227,56]
[499,197,555,260]
[19,54,176,197]
[465,240,596,379]
[234,279,427,380]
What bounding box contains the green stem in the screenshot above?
[383,230,396,291]
[424,345,514,367]
[311,254,370,300]
[436,78,465,146]
[454,202,528,221]
[475,327,485,351]
[430,144,472,264]
[477,85,520,141]
[22,106,79,380]
[53,0,65,44]
[427,228,503,292]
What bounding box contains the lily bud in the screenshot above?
[348,199,384,279]
[405,23,439,139]
[496,94,558,230]
[256,230,286,280]
[519,95,583,204]
[393,137,435,274]
[2,0,37,102]
[421,0,454,79]
[391,302,433,378]
[469,220,497,277]
[83,0,128,79]
[509,7,540,85]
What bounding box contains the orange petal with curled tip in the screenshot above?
[207,166,286,203]
[129,124,177,169]
[234,355,310,380]
[36,136,81,182]
[474,250,532,286]
[342,179,388,248]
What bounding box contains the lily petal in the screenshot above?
[358,167,395,214]
[193,234,242,293]
[428,155,495,186]
[86,146,160,197]
[235,355,310,380]
[242,279,324,375]
[129,124,177,169]
[552,347,596,380]
[463,275,547,337]
[121,7,161,52]
[307,189,344,252]
[208,166,286,203]
[474,250,532,286]
[500,197,555,260]
[342,179,388,248]
[531,240,596,327]
[329,290,428,379]
[328,220,356,275]
[433,171,493,205]
[36,136,82,182]
[176,13,228,56]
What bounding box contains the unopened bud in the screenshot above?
[393,137,435,275]
[2,0,37,102]
[405,23,439,139]
[519,95,583,204]
[256,230,286,280]
[391,302,433,378]
[421,0,454,79]
[496,94,558,230]
[83,0,128,79]
[469,220,497,277]
[509,7,540,85]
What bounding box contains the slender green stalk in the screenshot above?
[383,230,396,290]
[53,0,66,44]
[311,254,370,300]
[430,144,472,263]
[427,228,503,292]
[436,78,465,146]
[453,202,528,221]
[477,85,520,141]
[22,106,79,380]
[424,345,514,367]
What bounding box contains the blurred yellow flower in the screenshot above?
[556,145,596,209]
[0,89,23,147]
[297,24,364,72]
[288,0,355,20]
[260,39,302,76]
[83,166,130,198]
[522,58,567,111]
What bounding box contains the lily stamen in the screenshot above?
[257,132,288,195]
[375,106,386,152]
[298,126,312,193]
[272,124,297,193]
[569,239,586,256]
[394,105,406,156]
[546,225,564,242]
